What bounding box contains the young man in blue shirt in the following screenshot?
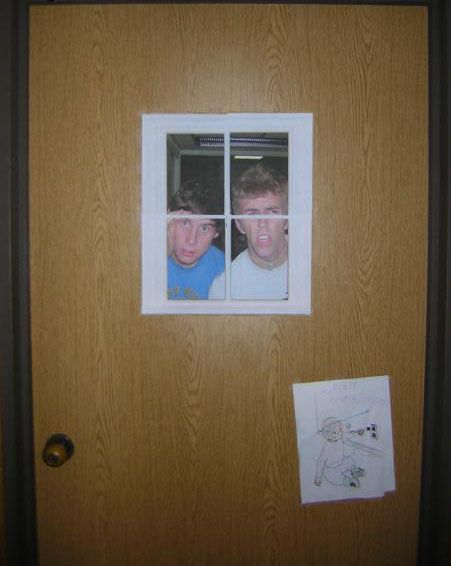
[167,179,224,300]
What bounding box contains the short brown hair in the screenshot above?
[168,177,223,215]
[231,164,288,212]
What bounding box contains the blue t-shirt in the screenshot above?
[168,245,225,300]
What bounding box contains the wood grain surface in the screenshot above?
[29,5,428,565]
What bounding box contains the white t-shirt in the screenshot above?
[208,250,288,300]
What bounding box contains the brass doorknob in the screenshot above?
[43,434,75,467]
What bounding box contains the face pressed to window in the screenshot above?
[169,216,219,267]
[234,192,288,267]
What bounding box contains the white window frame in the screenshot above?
[142,113,313,315]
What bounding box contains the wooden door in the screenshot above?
[29,5,428,564]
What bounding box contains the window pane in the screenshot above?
[230,218,288,300]
[167,217,225,300]
[230,132,288,214]
[167,133,224,214]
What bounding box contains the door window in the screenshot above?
[142,113,313,314]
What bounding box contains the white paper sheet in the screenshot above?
[292,375,396,504]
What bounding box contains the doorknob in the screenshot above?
[43,434,75,468]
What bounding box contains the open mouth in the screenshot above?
[257,234,271,246]
[176,249,199,264]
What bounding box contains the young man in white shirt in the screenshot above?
[209,165,288,300]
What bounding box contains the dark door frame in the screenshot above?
[1,1,449,564]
